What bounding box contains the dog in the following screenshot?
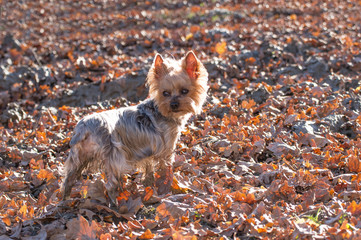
[61,51,208,205]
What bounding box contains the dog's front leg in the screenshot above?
[155,155,174,195]
[105,172,121,207]
[143,162,155,187]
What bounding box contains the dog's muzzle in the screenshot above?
[170,100,179,110]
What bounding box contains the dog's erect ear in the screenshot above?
[184,51,199,81]
[154,54,164,68]
[153,54,167,79]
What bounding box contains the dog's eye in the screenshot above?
[163,91,170,97]
[181,89,189,95]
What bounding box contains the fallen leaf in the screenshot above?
[139,229,155,240]
[215,41,227,55]
[66,215,101,240]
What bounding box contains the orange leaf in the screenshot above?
[191,6,200,12]
[203,120,211,130]
[245,57,256,64]
[171,177,189,194]
[257,227,268,233]
[234,191,246,202]
[59,105,72,113]
[156,203,170,218]
[190,25,200,34]
[3,216,11,226]
[38,192,47,206]
[342,35,353,48]
[37,169,55,181]
[290,14,297,20]
[246,193,256,204]
[347,201,361,216]
[100,233,112,240]
[91,59,98,66]
[9,48,21,58]
[19,204,27,219]
[144,39,152,46]
[80,186,88,198]
[117,190,130,201]
[215,41,227,55]
[8,119,13,128]
[185,33,193,41]
[100,75,106,92]
[139,229,155,240]
[67,51,75,62]
[36,131,47,142]
[28,206,34,219]
[234,191,256,204]
[348,154,361,172]
[172,229,187,240]
[241,99,256,109]
[143,187,153,202]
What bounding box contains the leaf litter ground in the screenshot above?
[1,0,361,239]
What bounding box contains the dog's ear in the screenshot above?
[184,51,199,81]
[153,54,167,79]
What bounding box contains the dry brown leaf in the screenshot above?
[66,215,101,240]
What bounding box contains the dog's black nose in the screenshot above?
[170,101,179,110]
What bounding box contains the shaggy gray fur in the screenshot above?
[61,99,185,204]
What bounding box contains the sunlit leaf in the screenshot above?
[143,187,153,201]
[139,229,155,240]
[37,169,55,181]
[215,41,227,55]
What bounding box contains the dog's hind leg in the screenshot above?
[61,147,90,200]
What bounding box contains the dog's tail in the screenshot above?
[69,121,89,147]
[63,121,92,174]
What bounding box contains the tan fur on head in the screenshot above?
[147,51,209,118]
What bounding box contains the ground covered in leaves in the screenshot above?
[1,0,361,239]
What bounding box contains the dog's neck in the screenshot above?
[144,99,190,127]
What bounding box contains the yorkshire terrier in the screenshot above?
[61,51,208,205]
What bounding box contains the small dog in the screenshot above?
[61,51,208,205]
